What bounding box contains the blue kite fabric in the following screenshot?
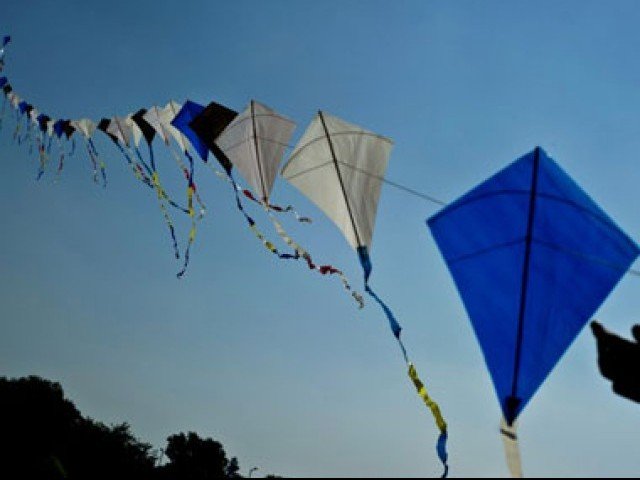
[428,147,639,424]
[171,100,208,162]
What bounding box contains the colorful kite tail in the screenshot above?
[184,151,207,218]
[88,139,107,187]
[12,120,21,144]
[150,172,181,261]
[85,139,99,184]
[214,169,299,261]
[176,184,198,278]
[36,136,48,180]
[263,206,364,308]
[358,246,448,477]
[116,144,154,189]
[54,138,65,181]
[242,189,312,223]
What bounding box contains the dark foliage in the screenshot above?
[0,376,260,479]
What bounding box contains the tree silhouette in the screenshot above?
[0,375,269,479]
[157,432,241,479]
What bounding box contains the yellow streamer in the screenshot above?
[408,362,447,434]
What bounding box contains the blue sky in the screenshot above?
[1,1,639,476]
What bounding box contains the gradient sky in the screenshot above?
[1,1,639,477]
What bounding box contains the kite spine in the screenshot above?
[318,110,363,248]
[509,146,540,424]
[250,100,268,203]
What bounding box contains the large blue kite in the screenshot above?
[428,147,639,474]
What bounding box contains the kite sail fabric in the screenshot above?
[187,99,306,263]
[591,321,640,403]
[171,101,208,162]
[428,147,639,424]
[189,100,238,173]
[214,99,310,221]
[282,111,448,477]
[283,112,390,250]
[215,100,295,203]
[428,146,639,475]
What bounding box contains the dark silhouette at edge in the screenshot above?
[0,375,277,479]
[591,321,640,404]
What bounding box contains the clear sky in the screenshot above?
[1,1,639,477]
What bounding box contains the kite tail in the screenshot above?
[26,124,34,155]
[213,170,298,260]
[36,134,49,180]
[242,189,312,223]
[115,143,152,187]
[263,205,364,308]
[176,152,206,279]
[500,418,523,478]
[12,119,21,144]
[151,171,181,261]
[169,146,208,216]
[212,169,361,306]
[69,138,75,157]
[85,139,99,184]
[88,139,107,187]
[47,136,52,154]
[54,138,65,181]
[134,146,154,178]
[176,184,197,278]
[138,145,189,214]
[0,96,6,132]
[358,246,448,478]
[184,151,206,218]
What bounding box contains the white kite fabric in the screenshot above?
[216,100,295,202]
[72,119,96,139]
[107,116,133,147]
[143,102,189,152]
[281,111,393,250]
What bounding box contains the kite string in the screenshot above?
[281,140,447,207]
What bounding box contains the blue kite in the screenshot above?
[427,147,639,476]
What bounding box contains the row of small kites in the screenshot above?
[2,36,639,477]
